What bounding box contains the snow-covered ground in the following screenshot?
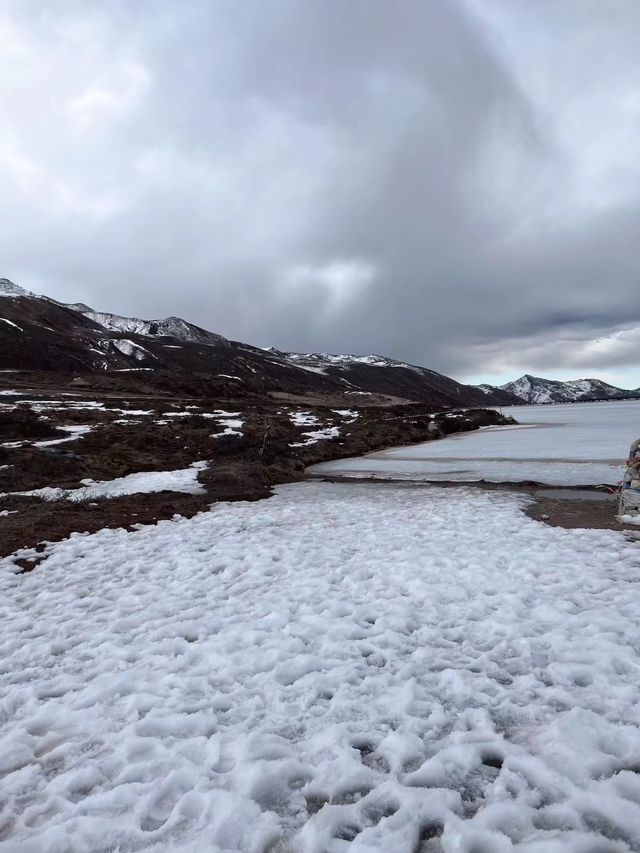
[5,462,207,502]
[311,400,640,486]
[2,481,640,851]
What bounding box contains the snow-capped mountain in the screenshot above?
[477,384,497,396]
[81,310,229,347]
[499,374,640,404]
[1,280,228,348]
[268,349,445,376]
[0,279,32,298]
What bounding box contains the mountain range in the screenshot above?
[2,279,637,407]
[494,374,640,405]
[0,279,517,407]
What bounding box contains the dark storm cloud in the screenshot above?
[1,0,640,384]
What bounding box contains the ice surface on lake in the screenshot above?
[2,481,640,851]
[311,400,640,485]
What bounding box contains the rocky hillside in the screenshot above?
[497,374,640,404]
[0,279,518,407]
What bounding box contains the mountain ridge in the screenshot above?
[4,279,635,407]
[497,373,640,404]
[0,279,518,407]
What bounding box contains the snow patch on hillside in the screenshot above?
[277,350,441,376]
[0,317,23,331]
[290,411,320,427]
[112,339,153,361]
[211,417,244,438]
[33,425,92,447]
[6,461,208,501]
[290,425,341,447]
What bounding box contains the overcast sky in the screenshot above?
[1,0,640,387]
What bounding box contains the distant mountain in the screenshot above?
[0,278,516,407]
[498,374,640,404]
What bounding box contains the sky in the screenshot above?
[1,0,640,388]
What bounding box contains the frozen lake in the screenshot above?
[310,399,640,485]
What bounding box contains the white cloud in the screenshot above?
[67,61,151,129]
[278,259,377,313]
[461,323,640,388]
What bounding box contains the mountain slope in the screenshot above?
[499,374,640,404]
[1,278,515,406]
[269,349,519,407]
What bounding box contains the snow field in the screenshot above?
[2,482,640,851]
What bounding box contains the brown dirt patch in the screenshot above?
[524,491,636,532]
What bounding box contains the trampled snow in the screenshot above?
[311,400,640,486]
[2,481,640,851]
[6,462,207,502]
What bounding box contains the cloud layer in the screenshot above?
[1,0,640,385]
